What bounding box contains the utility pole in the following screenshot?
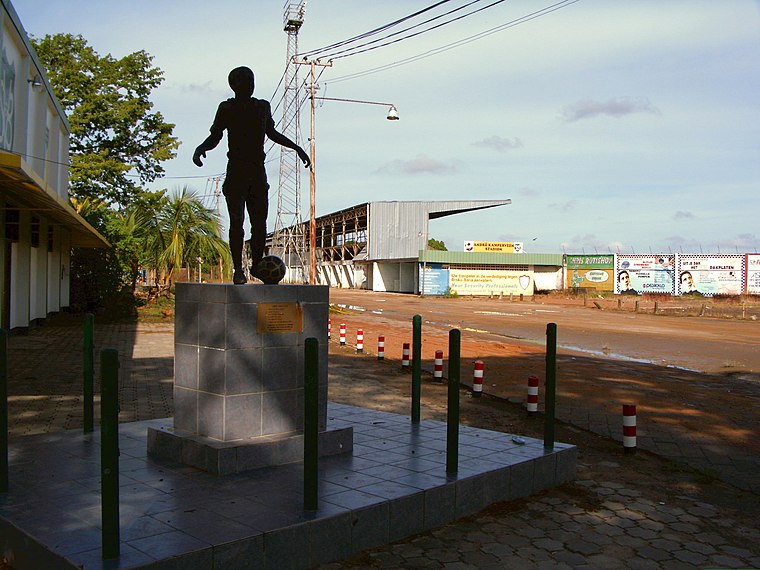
[212,175,224,282]
[294,57,332,284]
[273,2,308,282]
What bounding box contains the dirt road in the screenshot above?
[326,289,760,492]
[329,290,760,374]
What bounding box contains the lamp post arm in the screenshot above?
[315,97,395,107]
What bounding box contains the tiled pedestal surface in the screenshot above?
[148,283,352,474]
[0,405,576,570]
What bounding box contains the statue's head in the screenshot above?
[228,66,254,98]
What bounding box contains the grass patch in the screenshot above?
[136,295,176,323]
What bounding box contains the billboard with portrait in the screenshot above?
[676,255,744,297]
[615,255,675,295]
[746,254,760,295]
[565,254,614,291]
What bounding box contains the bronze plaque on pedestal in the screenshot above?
[256,302,304,334]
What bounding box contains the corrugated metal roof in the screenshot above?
[419,250,564,266]
[367,200,511,261]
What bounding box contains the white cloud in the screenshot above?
[673,210,695,220]
[548,200,577,213]
[561,97,661,122]
[375,154,456,175]
[472,135,523,152]
[174,81,215,94]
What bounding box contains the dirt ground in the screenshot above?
[326,291,759,466]
[1,291,757,569]
[326,345,760,567]
[323,288,760,566]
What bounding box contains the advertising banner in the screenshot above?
[1,35,17,151]
[464,241,523,253]
[747,254,760,295]
[449,269,533,296]
[615,255,676,295]
[419,264,450,296]
[566,254,614,291]
[676,255,744,296]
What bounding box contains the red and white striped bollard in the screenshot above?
[434,350,444,382]
[377,336,385,360]
[356,329,364,353]
[527,375,539,416]
[472,360,484,397]
[339,323,346,347]
[327,319,331,340]
[623,403,637,454]
[402,342,410,371]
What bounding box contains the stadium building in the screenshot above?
[0,0,108,330]
[270,199,564,295]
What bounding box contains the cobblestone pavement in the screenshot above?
[4,316,760,569]
[322,352,760,569]
[6,317,174,436]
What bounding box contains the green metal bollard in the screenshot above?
[411,314,422,424]
[83,313,94,433]
[304,337,319,511]
[544,323,557,450]
[446,329,461,475]
[100,349,120,560]
[0,329,8,492]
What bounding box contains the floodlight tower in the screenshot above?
[272,1,307,281]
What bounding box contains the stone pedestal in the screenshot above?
[148,282,352,475]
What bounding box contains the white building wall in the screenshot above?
[47,240,61,313]
[399,263,416,293]
[30,218,47,320]
[1,1,96,328]
[9,211,29,328]
[372,262,397,292]
[533,266,564,291]
[59,229,70,307]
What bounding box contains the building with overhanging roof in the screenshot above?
[1,0,108,329]
[272,199,547,293]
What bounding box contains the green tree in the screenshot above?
[143,187,230,292]
[69,197,139,318]
[31,33,179,206]
[428,238,448,251]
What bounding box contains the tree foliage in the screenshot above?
[31,33,180,206]
[142,187,231,291]
[428,238,448,251]
[70,189,230,313]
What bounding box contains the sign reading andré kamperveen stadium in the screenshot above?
[464,241,523,253]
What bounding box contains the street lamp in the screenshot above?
[304,89,399,284]
[316,97,400,121]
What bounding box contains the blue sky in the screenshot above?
[15,0,760,254]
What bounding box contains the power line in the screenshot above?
[324,0,579,85]
[298,0,454,58]
[0,148,224,181]
[314,0,506,61]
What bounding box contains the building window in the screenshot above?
[31,216,40,248]
[5,209,19,242]
[454,264,530,271]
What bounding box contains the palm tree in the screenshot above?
[142,186,231,292]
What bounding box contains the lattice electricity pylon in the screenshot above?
[272,1,307,282]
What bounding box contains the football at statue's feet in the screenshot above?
[252,255,286,284]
